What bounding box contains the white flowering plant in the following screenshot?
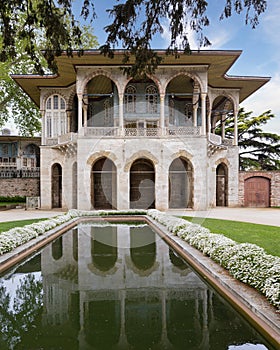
[147,209,280,310]
[0,208,279,310]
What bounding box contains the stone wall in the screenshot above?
[0,178,40,198]
[239,171,280,207]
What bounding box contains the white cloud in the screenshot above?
[240,73,280,134]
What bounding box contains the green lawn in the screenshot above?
[0,219,47,233]
[182,216,280,257]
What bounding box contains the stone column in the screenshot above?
[233,109,238,146]
[221,114,226,140]
[41,110,46,145]
[160,93,165,134]
[119,93,124,135]
[155,161,169,211]
[201,92,207,135]
[193,105,198,127]
[78,93,83,131]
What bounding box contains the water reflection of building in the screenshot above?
[39,225,264,350]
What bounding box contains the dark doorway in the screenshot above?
[169,157,193,208]
[216,163,228,207]
[92,157,117,209]
[51,163,62,208]
[130,158,155,209]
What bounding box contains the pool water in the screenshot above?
[0,223,275,349]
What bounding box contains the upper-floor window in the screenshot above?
[146,85,158,114]
[45,94,67,138]
[125,85,137,113]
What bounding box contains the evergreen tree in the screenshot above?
[224,108,280,170]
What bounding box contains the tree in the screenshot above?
[223,108,280,171]
[0,23,98,136]
[0,1,267,76]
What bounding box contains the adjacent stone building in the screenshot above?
[0,130,40,197]
[12,50,269,211]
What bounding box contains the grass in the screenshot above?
[182,216,280,257]
[0,219,47,233]
[0,215,279,257]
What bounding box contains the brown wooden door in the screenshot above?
[244,177,270,207]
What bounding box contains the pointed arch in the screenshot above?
[51,163,62,208]
[169,157,193,208]
[216,162,228,206]
[130,158,155,209]
[91,157,117,209]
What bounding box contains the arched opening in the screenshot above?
[84,300,121,348]
[244,176,270,207]
[125,292,161,348]
[130,158,155,209]
[211,96,233,138]
[91,226,118,272]
[166,74,201,127]
[130,227,156,271]
[124,79,159,134]
[216,163,228,207]
[169,157,193,208]
[52,236,63,260]
[86,75,117,127]
[91,157,117,209]
[167,297,202,348]
[51,163,62,208]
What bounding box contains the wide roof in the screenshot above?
[11,50,270,107]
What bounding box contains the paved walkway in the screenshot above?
[167,207,280,227]
[0,207,280,226]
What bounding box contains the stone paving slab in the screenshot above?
[167,207,280,227]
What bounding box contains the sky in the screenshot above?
[6,0,280,135]
[74,0,280,134]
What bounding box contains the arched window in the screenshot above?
[45,94,67,138]
[125,85,137,113]
[145,85,158,114]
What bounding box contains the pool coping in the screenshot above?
[0,214,279,349]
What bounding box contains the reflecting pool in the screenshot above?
[0,223,275,349]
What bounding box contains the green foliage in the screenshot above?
[220,108,280,170]
[0,0,96,73]
[0,1,267,77]
[0,196,26,203]
[0,13,98,135]
[101,0,267,76]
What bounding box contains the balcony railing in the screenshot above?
[208,133,234,146]
[45,126,203,146]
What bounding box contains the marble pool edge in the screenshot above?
[0,214,279,349]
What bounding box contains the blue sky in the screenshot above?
[77,0,280,134]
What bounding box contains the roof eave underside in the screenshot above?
[11,50,270,107]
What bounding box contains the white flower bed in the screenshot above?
[0,209,146,256]
[0,208,279,310]
[147,209,280,310]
